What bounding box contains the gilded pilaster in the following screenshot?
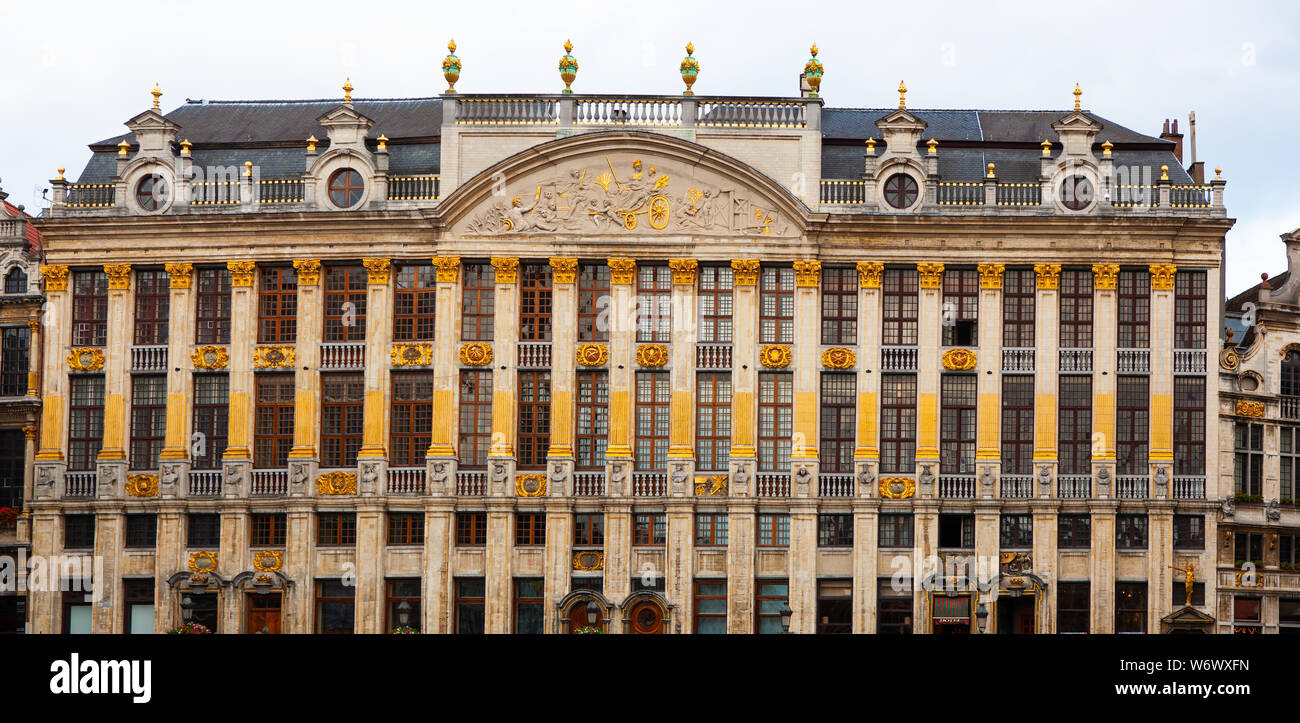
[488,257,519,462]
[159,263,195,467]
[547,258,578,462]
[1092,264,1119,484]
[36,265,69,463]
[915,263,944,468]
[791,260,820,462]
[855,262,883,462]
[428,257,460,459]
[97,264,132,463]
[975,263,1003,466]
[606,258,636,461]
[730,260,759,463]
[223,261,257,462]
[1149,264,1176,465]
[1032,264,1061,468]
[358,258,393,460]
[288,260,322,463]
[668,259,697,461]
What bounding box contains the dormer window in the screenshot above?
[135,174,170,212]
[882,173,919,209]
[4,268,26,294]
[1060,175,1093,211]
[328,169,364,208]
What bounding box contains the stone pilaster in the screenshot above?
[729,260,759,494]
[223,262,256,496]
[1147,502,1175,631]
[852,504,879,632]
[288,260,322,485]
[914,503,940,632]
[791,261,820,473]
[855,263,883,467]
[91,508,125,632]
[1031,505,1058,633]
[153,506,185,633]
[28,512,61,632]
[358,258,393,466]
[974,502,999,626]
[423,502,455,632]
[1090,503,1117,633]
[485,499,514,632]
[726,499,756,633]
[1032,264,1061,486]
[543,498,573,633]
[284,505,314,632]
[665,500,694,631]
[159,263,196,496]
[355,503,386,632]
[916,264,944,488]
[547,258,578,470]
[428,257,460,462]
[603,502,632,631]
[1149,264,1177,478]
[788,500,817,633]
[26,318,41,399]
[218,506,248,633]
[975,264,1004,486]
[1091,266,1119,479]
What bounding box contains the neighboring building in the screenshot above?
[0,181,45,634]
[1218,231,1300,634]
[29,45,1233,633]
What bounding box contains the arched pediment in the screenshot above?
[439,130,809,239]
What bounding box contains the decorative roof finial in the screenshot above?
[343,78,353,104]
[1041,139,1053,156]
[244,161,253,177]
[151,83,162,110]
[118,140,130,157]
[927,138,938,155]
[179,139,192,157]
[1160,164,1169,181]
[443,39,461,94]
[558,40,579,94]
[680,42,699,95]
[1073,83,1082,111]
[1215,167,1222,179]
[377,134,388,152]
[803,44,823,98]
[306,135,318,153]
[986,162,996,179]
[898,80,907,109]
[1101,140,1113,157]
[56,167,65,181]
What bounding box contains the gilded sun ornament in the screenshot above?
[942,349,977,371]
[822,348,855,369]
[316,471,358,495]
[636,344,669,368]
[576,343,609,367]
[759,344,792,369]
[459,342,493,367]
[125,473,159,497]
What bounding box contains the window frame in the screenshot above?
[455,512,488,547]
[320,372,364,468]
[518,263,553,341]
[194,267,232,345]
[132,269,170,346]
[253,373,295,469]
[820,267,858,346]
[696,372,732,472]
[635,265,672,343]
[257,265,298,344]
[634,370,670,471]
[517,370,551,469]
[322,265,367,342]
[698,265,734,343]
[941,268,978,346]
[393,264,437,342]
[458,370,493,469]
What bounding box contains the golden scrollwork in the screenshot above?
[125,473,159,497]
[942,348,977,371]
[917,262,945,289]
[1034,263,1062,290]
[669,259,698,285]
[391,343,433,367]
[549,257,579,284]
[432,256,460,283]
[607,257,637,285]
[731,259,761,286]
[1092,263,1120,290]
[490,257,519,284]
[227,261,256,287]
[362,257,392,284]
[977,263,1005,290]
[192,345,230,370]
[188,551,218,574]
[636,344,669,368]
[694,474,728,496]
[576,343,609,367]
[459,342,493,366]
[759,344,792,368]
[1149,263,1177,291]
[879,477,916,499]
[1236,399,1265,418]
[41,265,69,291]
[104,264,132,290]
[822,348,856,369]
[516,474,547,497]
[165,262,194,289]
[317,471,358,495]
[793,260,821,287]
[67,348,105,372]
[253,345,295,369]
[573,550,605,571]
[292,259,321,285]
[1220,348,1240,371]
[857,261,884,289]
[253,549,283,573]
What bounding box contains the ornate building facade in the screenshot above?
[28,45,1235,633]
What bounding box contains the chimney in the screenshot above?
[1186,111,1204,184]
[1160,116,1184,164]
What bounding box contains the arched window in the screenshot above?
[3,267,26,294]
[1282,350,1300,397]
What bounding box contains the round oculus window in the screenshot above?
[135,174,170,211]
[882,173,919,209]
[1060,175,1094,210]
[328,168,365,208]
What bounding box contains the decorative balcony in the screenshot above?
[1000,475,1033,498]
[450,93,813,129]
[456,471,487,496]
[387,467,426,495]
[1059,348,1093,373]
[696,343,732,370]
[386,175,440,201]
[1001,348,1034,374]
[1172,475,1206,500]
[939,475,975,499]
[517,342,552,369]
[320,342,366,370]
[1116,475,1148,499]
[632,472,666,497]
[881,346,918,372]
[130,345,168,372]
[818,474,854,497]
[188,470,222,497]
[1117,348,1150,373]
[1058,475,1091,499]
[259,178,306,204]
[1173,349,1207,375]
[756,473,790,497]
[572,472,605,497]
[65,472,97,498]
[251,470,287,496]
[190,179,241,206]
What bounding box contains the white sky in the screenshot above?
[1,0,1296,296]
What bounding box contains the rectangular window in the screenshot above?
[132,269,169,345]
[1234,532,1263,566]
[517,371,551,469]
[880,374,917,474]
[1058,514,1091,548]
[519,263,552,341]
[0,327,29,396]
[695,512,728,546]
[187,513,220,548]
[386,578,421,633]
[68,375,105,471]
[939,514,975,548]
[575,371,608,470]
[636,265,672,342]
[1281,535,1299,566]
[941,268,978,346]
[1000,375,1033,475]
[254,374,294,468]
[316,512,357,547]
[696,372,732,472]
[1058,581,1090,633]
[321,373,363,468]
[1232,596,1262,634]
[1059,269,1093,348]
[389,372,433,467]
[250,513,286,547]
[635,371,670,471]
[818,513,853,547]
[578,263,610,341]
[940,374,976,474]
[757,372,793,472]
[633,513,667,546]
[1175,377,1206,476]
[195,267,232,344]
[72,270,108,347]
[1173,515,1205,549]
[756,580,790,634]
[1116,515,1148,549]
[515,512,546,546]
[323,265,367,342]
[1117,270,1150,348]
[387,512,425,546]
[1283,427,1300,501]
[820,267,858,345]
[1175,270,1207,349]
[759,266,794,344]
[258,266,298,343]
[757,513,790,547]
[1115,582,1147,633]
[1001,269,1035,347]
[1058,376,1092,476]
[820,373,856,473]
[393,264,436,341]
[455,578,486,634]
[129,375,166,470]
[123,578,155,634]
[458,370,492,469]
[879,513,914,548]
[883,267,920,346]
[0,430,16,509]
[514,578,545,634]
[191,374,229,469]
[817,579,853,634]
[456,512,487,546]
[694,580,727,634]
[316,580,354,634]
[999,513,1033,548]
[1116,376,1149,475]
[124,514,157,549]
[573,513,604,546]
[698,266,734,343]
[63,514,95,549]
[878,581,913,634]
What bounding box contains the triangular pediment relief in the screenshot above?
[126,109,180,132]
[876,108,927,132]
[316,104,374,126]
[1161,606,1215,624]
[1051,111,1103,134]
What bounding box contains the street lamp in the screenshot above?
[396,600,412,627]
[180,595,193,622]
[585,599,600,626]
[975,599,990,634]
[779,603,793,633]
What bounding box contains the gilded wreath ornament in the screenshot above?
[759,344,792,369]
[253,345,295,369]
[391,343,433,367]
[67,347,105,372]
[125,473,159,497]
[576,343,609,367]
[879,477,917,499]
[192,345,230,370]
[573,550,604,571]
[636,344,669,368]
[942,349,977,371]
[459,342,493,366]
[188,551,218,574]
[317,471,358,495]
[822,348,856,369]
[1236,400,1265,418]
[516,474,547,497]
[253,549,284,573]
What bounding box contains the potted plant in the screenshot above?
[390,625,419,634]
[573,625,604,634]
[0,507,17,529]
[168,621,213,634]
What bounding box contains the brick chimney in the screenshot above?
[1160,117,1184,163]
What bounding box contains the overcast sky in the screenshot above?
[2,0,1295,296]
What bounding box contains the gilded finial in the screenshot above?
[986,162,996,179]
[56,167,65,181]
[377,134,388,151]
[117,140,130,157]
[564,39,573,53]
[803,43,823,98]
[926,138,937,155]
[448,39,456,53]
[179,139,192,157]
[306,135,318,153]
[1215,167,1222,179]
[443,39,461,94]
[151,82,162,110]
[1073,83,1082,111]
[343,78,353,103]
[865,137,876,154]
[1041,139,1052,156]
[1101,140,1113,157]
[1160,164,1169,181]
[898,80,907,109]
[244,161,253,177]
[680,42,700,95]
[558,40,579,94]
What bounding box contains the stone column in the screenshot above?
[789,500,817,633]
[1091,266,1119,487]
[284,503,314,632]
[667,259,697,497]
[546,258,578,474]
[914,503,940,632]
[427,258,461,471]
[1149,264,1177,492]
[153,505,184,633]
[355,503,386,632]
[222,262,257,494]
[26,318,41,399]
[92,508,124,632]
[543,498,573,634]
[488,257,519,496]
[729,260,759,495]
[726,499,756,633]
[852,503,879,633]
[1031,505,1058,633]
[666,499,694,631]
[485,499,514,633]
[975,264,1004,493]
[855,263,883,471]
[1090,502,1117,633]
[603,501,632,631]
[791,261,821,481]
[605,259,637,466]
[35,265,69,470]
[1147,502,1174,631]
[159,263,196,496]
[288,260,322,491]
[96,264,132,495]
[218,506,248,633]
[1032,264,1061,492]
[424,502,455,632]
[916,264,944,490]
[358,258,394,496]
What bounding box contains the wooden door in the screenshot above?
[246,594,282,634]
[628,601,664,634]
[569,603,597,633]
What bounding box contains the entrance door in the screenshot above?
[628,601,664,634]
[568,600,601,633]
[996,595,1036,634]
[246,594,282,634]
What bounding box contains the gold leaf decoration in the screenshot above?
[316,471,358,495]
[363,257,392,284]
[607,257,637,285]
[1236,400,1265,418]
[227,261,257,287]
[1149,263,1177,291]
[1092,263,1119,290]
[977,263,1005,290]
[104,264,132,290]
[758,344,792,369]
[192,345,230,370]
[822,348,856,369]
[731,259,761,286]
[694,474,728,496]
[879,477,916,499]
[636,344,669,368]
[67,347,105,372]
[576,343,609,367]
[792,260,821,287]
[573,550,604,571]
[391,343,433,367]
[253,345,295,369]
[516,474,547,497]
[253,550,283,572]
[165,262,194,289]
[549,257,579,284]
[490,257,519,283]
[1219,348,1240,371]
[669,259,698,285]
[40,265,69,291]
[459,342,493,367]
[125,473,159,497]
[432,256,460,283]
[857,262,884,289]
[942,349,977,371]
[917,262,945,289]
[1034,263,1061,290]
[188,551,218,573]
[292,259,321,285]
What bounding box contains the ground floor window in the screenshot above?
[694,580,727,634]
[181,591,219,633]
[878,580,912,634]
[755,579,789,634]
[456,578,486,634]
[1057,581,1089,633]
[62,590,92,634]
[1232,596,1262,634]
[315,581,354,634]
[1281,599,1300,634]
[817,579,852,634]
[123,578,154,634]
[514,578,544,634]
[386,578,421,633]
[1114,582,1147,633]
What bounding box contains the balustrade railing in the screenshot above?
[1059,348,1093,373]
[456,471,487,496]
[818,474,854,497]
[1173,475,1206,500]
[996,182,1040,206]
[1170,185,1212,208]
[695,99,806,127]
[1002,348,1034,373]
[820,180,865,205]
[131,345,168,372]
[1000,475,1033,498]
[517,342,552,369]
[756,473,790,497]
[190,180,241,206]
[939,475,975,498]
[66,184,115,208]
[387,467,426,494]
[455,97,559,125]
[188,470,222,497]
[1282,396,1300,420]
[696,344,732,370]
[936,182,983,206]
[576,98,682,126]
[251,470,287,496]
[258,178,305,204]
[1058,475,1091,499]
[321,342,366,369]
[1116,475,1148,499]
[632,472,667,497]
[572,472,606,497]
[1117,348,1150,373]
[387,175,440,201]
[65,472,97,497]
[1174,349,1206,374]
[881,346,918,372]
